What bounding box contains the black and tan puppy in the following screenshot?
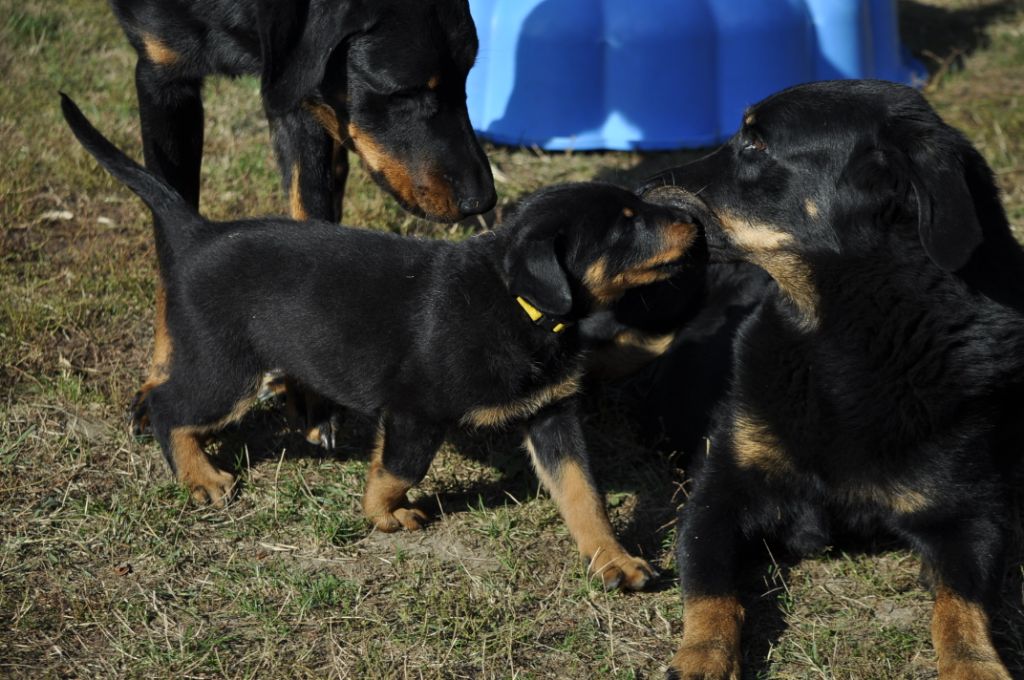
[643,80,1024,679]
[62,94,703,590]
[109,0,496,431]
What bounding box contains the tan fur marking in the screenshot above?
[744,112,755,126]
[136,284,173,428]
[733,412,792,476]
[584,222,697,305]
[622,207,635,218]
[461,369,582,429]
[524,439,653,590]
[289,162,308,220]
[347,122,459,220]
[170,428,235,506]
[718,212,819,329]
[587,329,676,379]
[842,483,930,514]
[142,33,180,66]
[361,421,426,532]
[932,587,1010,679]
[670,596,744,680]
[804,198,819,218]
[303,101,343,143]
[427,74,440,90]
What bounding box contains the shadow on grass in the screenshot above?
[899,0,1024,73]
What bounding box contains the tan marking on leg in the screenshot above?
[932,587,1010,680]
[133,283,173,431]
[170,428,235,507]
[524,438,654,590]
[733,412,792,476]
[461,369,582,429]
[804,198,819,218]
[142,33,180,66]
[670,595,744,680]
[361,421,427,532]
[718,212,819,329]
[289,162,308,220]
[303,101,342,143]
[427,74,440,90]
[346,123,459,221]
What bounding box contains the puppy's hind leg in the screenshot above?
[362,412,445,532]
[148,371,261,507]
[524,399,657,592]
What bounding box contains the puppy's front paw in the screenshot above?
[182,466,236,508]
[589,550,658,591]
[938,660,1011,680]
[667,643,740,680]
[368,505,429,533]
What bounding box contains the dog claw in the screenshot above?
[589,552,658,591]
[370,506,429,533]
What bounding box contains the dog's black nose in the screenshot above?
[459,196,487,215]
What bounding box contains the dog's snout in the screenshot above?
[458,194,492,216]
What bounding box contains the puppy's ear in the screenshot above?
[503,238,573,317]
[906,150,983,272]
[885,121,984,272]
[258,0,362,115]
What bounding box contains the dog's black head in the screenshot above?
[641,80,1014,319]
[260,0,495,223]
[501,183,705,323]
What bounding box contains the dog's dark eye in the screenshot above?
[743,136,767,153]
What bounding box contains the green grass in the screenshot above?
[2,0,1024,677]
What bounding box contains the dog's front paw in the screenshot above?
[368,506,429,533]
[938,659,1011,680]
[667,643,740,680]
[181,466,236,508]
[589,550,658,591]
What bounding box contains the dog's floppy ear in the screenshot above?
[503,238,573,318]
[258,0,363,115]
[885,119,984,272]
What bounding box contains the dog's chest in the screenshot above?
[458,364,585,428]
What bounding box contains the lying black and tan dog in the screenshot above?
[62,94,704,590]
[109,0,495,432]
[642,80,1024,679]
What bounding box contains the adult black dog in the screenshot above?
[642,80,1024,679]
[108,0,496,432]
[62,94,705,590]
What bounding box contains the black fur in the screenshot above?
[62,94,703,587]
[642,80,1024,679]
[108,0,495,223]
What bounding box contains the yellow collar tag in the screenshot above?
[516,296,567,333]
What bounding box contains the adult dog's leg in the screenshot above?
[524,400,656,591]
[130,60,204,434]
[910,510,1011,680]
[362,412,445,532]
[669,466,746,680]
[269,107,343,445]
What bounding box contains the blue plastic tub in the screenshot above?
[466,0,925,150]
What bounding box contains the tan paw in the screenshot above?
[183,467,235,508]
[589,551,658,591]
[667,643,740,680]
[369,506,429,533]
[938,660,1011,680]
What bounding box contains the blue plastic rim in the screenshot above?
[467,0,926,150]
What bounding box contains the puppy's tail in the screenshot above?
[60,93,201,271]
